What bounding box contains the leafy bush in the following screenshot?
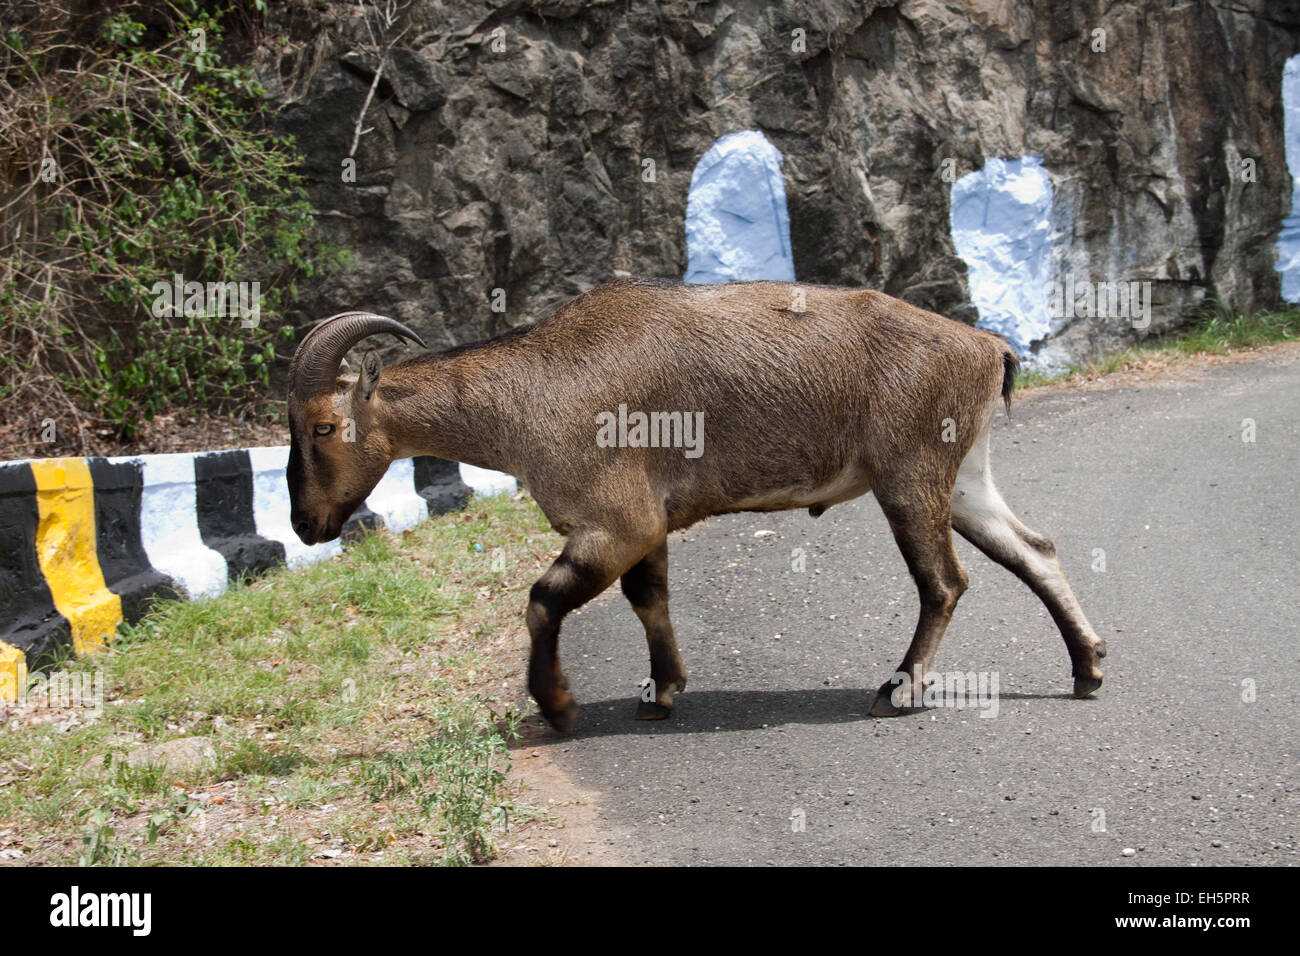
[0,0,340,439]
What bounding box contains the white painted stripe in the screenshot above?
[246,446,343,569]
[127,453,229,599]
[459,462,516,497]
[363,458,427,532]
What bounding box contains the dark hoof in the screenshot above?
[544,700,580,734]
[868,688,904,718]
[1073,675,1103,699]
[635,699,674,721]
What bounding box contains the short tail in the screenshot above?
[1001,348,1019,415]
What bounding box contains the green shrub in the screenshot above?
[0,1,341,436]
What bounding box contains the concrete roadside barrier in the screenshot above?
[0,449,513,696]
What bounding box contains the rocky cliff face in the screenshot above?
[259,0,1300,363]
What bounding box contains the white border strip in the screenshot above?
[128,452,229,600]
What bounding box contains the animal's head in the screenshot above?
[286,312,425,544]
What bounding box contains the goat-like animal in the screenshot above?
[286,278,1106,732]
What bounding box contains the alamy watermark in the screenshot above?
[50,885,150,936]
[150,272,261,328]
[1047,274,1151,330]
[888,668,1000,718]
[2,668,104,719]
[596,404,705,459]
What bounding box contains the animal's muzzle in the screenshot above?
[291,512,316,545]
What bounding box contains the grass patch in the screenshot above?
[361,698,521,865]
[1015,306,1300,388]
[0,492,561,866]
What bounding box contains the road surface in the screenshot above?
[534,347,1299,865]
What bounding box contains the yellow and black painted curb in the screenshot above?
[0,451,482,699]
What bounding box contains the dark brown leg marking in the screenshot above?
[620,540,687,720]
[869,488,969,717]
[526,529,661,733]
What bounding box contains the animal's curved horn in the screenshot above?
[290,311,426,399]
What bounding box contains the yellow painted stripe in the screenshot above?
[0,640,26,702]
[29,459,122,656]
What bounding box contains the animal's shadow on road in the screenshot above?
[514,687,1085,746]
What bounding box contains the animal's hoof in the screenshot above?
[868,688,904,718]
[635,699,674,720]
[544,700,580,734]
[1073,675,1103,699]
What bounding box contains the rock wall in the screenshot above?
[259,0,1300,364]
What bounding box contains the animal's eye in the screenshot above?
[313,423,335,438]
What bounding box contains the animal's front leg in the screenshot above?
[526,528,659,733]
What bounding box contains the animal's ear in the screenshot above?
[356,347,382,402]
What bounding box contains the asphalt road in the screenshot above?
[534,347,1300,865]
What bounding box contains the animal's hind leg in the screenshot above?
[949,429,1107,698]
[868,484,970,717]
[527,528,656,734]
[620,540,687,720]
